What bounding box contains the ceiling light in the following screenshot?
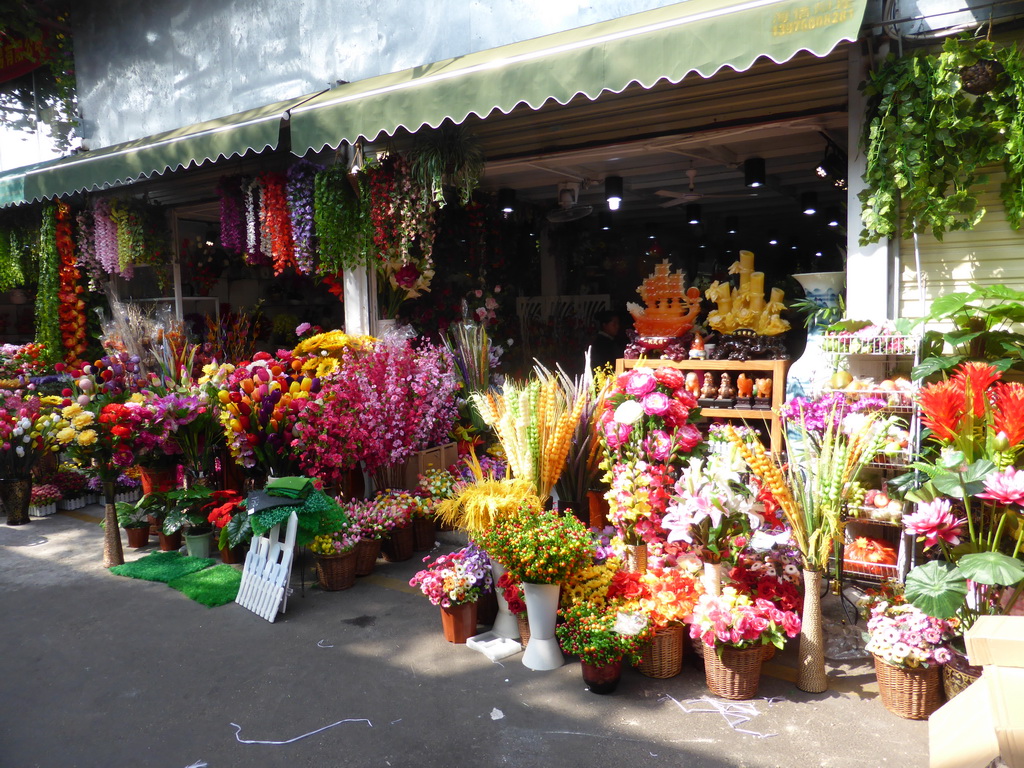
[725,216,738,235]
[686,203,702,225]
[498,188,516,214]
[825,207,841,227]
[768,231,779,246]
[801,191,818,216]
[815,135,848,191]
[598,211,612,231]
[646,223,659,240]
[605,176,623,211]
[744,157,766,188]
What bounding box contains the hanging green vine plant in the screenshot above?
[35,205,61,361]
[0,226,24,291]
[860,34,1024,244]
[314,164,374,274]
[408,123,485,207]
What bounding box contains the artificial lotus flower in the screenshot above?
[903,498,966,549]
[977,466,1024,507]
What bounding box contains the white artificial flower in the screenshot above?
[613,399,644,425]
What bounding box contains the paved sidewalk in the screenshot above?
[0,509,929,768]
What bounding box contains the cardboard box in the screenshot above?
[965,616,1024,668]
[984,667,1024,768]
[400,442,459,490]
[929,676,999,768]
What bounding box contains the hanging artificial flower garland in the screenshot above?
[35,204,62,362]
[92,198,120,275]
[242,177,268,266]
[286,160,320,276]
[218,176,246,254]
[55,202,87,365]
[258,171,295,276]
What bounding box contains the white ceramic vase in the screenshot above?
[521,582,563,670]
[489,561,521,639]
[785,271,844,401]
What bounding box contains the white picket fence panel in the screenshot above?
[235,511,297,623]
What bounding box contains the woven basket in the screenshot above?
[623,544,648,574]
[762,643,777,662]
[412,516,435,551]
[637,625,685,678]
[873,656,943,720]
[381,522,414,562]
[517,613,531,647]
[704,644,764,700]
[316,551,357,591]
[353,538,381,576]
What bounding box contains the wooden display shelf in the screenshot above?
[614,357,789,453]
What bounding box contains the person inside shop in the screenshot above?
[589,310,625,371]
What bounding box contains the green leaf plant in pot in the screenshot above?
[113,499,151,549]
[162,485,216,558]
[204,490,251,560]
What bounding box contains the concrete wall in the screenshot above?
[72,0,685,148]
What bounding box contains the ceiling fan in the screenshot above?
[546,181,593,223]
[655,168,756,208]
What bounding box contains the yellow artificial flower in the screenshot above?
[61,404,82,419]
[76,429,98,447]
[40,396,63,406]
[56,427,77,445]
[71,413,94,429]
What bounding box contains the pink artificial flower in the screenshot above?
[643,391,671,416]
[903,498,966,548]
[977,466,1024,507]
[624,368,658,396]
[295,322,311,336]
[674,423,702,453]
[644,429,672,461]
[603,420,632,450]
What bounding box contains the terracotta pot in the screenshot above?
[581,657,623,694]
[139,466,178,495]
[587,490,610,529]
[124,526,149,549]
[440,602,478,643]
[158,530,182,552]
[219,543,248,565]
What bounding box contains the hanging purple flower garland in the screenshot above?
[286,159,322,276]
[242,176,268,266]
[74,206,104,284]
[92,198,121,275]
[218,176,246,254]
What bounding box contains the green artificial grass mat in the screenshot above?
[167,564,242,607]
[109,551,216,584]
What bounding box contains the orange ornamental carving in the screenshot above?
[627,260,702,339]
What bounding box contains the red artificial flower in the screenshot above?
[992,381,1024,448]
[653,367,686,390]
[952,362,1000,418]
[917,379,966,442]
[662,399,690,428]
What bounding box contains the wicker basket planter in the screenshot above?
[316,551,357,591]
[704,644,764,700]
[353,538,381,576]
[873,656,943,720]
[381,522,415,562]
[517,613,531,647]
[412,516,435,551]
[636,625,685,678]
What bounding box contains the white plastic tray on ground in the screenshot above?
[466,631,524,661]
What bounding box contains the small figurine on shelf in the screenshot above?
[754,377,773,409]
[735,373,754,409]
[717,372,737,406]
[685,371,701,398]
[688,333,706,360]
[698,372,718,407]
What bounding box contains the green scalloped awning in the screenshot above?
[290,0,868,154]
[0,95,307,207]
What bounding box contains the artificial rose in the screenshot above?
[672,388,699,410]
[653,367,686,390]
[624,368,657,397]
[674,423,702,453]
[644,429,673,462]
[613,399,645,425]
[662,399,691,428]
[603,420,633,450]
[643,391,671,416]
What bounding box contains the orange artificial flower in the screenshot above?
[992,381,1024,448]
[952,361,1000,418]
[917,379,966,442]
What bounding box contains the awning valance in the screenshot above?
[289,0,868,154]
[0,95,310,207]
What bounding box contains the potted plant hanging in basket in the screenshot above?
[478,505,594,670]
[310,526,361,592]
[556,603,650,694]
[690,587,802,700]
[409,543,493,643]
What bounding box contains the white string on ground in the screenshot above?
[316,639,333,648]
[230,718,372,745]
[183,762,208,768]
[662,695,779,739]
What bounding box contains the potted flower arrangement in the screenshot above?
[204,489,251,564]
[114,498,151,548]
[689,587,802,700]
[54,465,90,510]
[478,505,594,670]
[28,483,61,518]
[0,393,61,524]
[632,566,703,678]
[495,571,529,643]
[864,601,956,720]
[161,485,216,558]
[409,543,493,643]
[310,526,361,591]
[376,490,424,563]
[556,603,650,694]
[342,497,405,576]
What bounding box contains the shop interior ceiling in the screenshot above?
[133,49,851,245]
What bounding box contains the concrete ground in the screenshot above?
[0,508,929,768]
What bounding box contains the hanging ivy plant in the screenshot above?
[35,205,61,362]
[408,123,485,207]
[860,34,1024,244]
[0,225,24,291]
[314,164,374,274]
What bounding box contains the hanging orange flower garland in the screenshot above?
[55,202,87,366]
[258,172,295,276]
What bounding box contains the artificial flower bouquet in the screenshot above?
[556,603,651,666]
[342,497,405,541]
[409,543,493,607]
[418,467,460,501]
[310,527,361,557]
[0,393,61,478]
[204,489,252,551]
[375,489,431,522]
[560,555,622,610]
[604,459,674,547]
[637,566,703,628]
[29,483,62,507]
[477,505,593,585]
[495,570,526,615]
[864,601,956,669]
[689,587,802,651]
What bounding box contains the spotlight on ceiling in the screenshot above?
[825,207,841,227]
[686,203,702,225]
[725,216,739,235]
[646,223,659,240]
[605,176,623,211]
[598,210,612,231]
[744,157,766,188]
[498,188,516,214]
[768,230,779,246]
[815,134,848,190]
[801,191,818,216]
